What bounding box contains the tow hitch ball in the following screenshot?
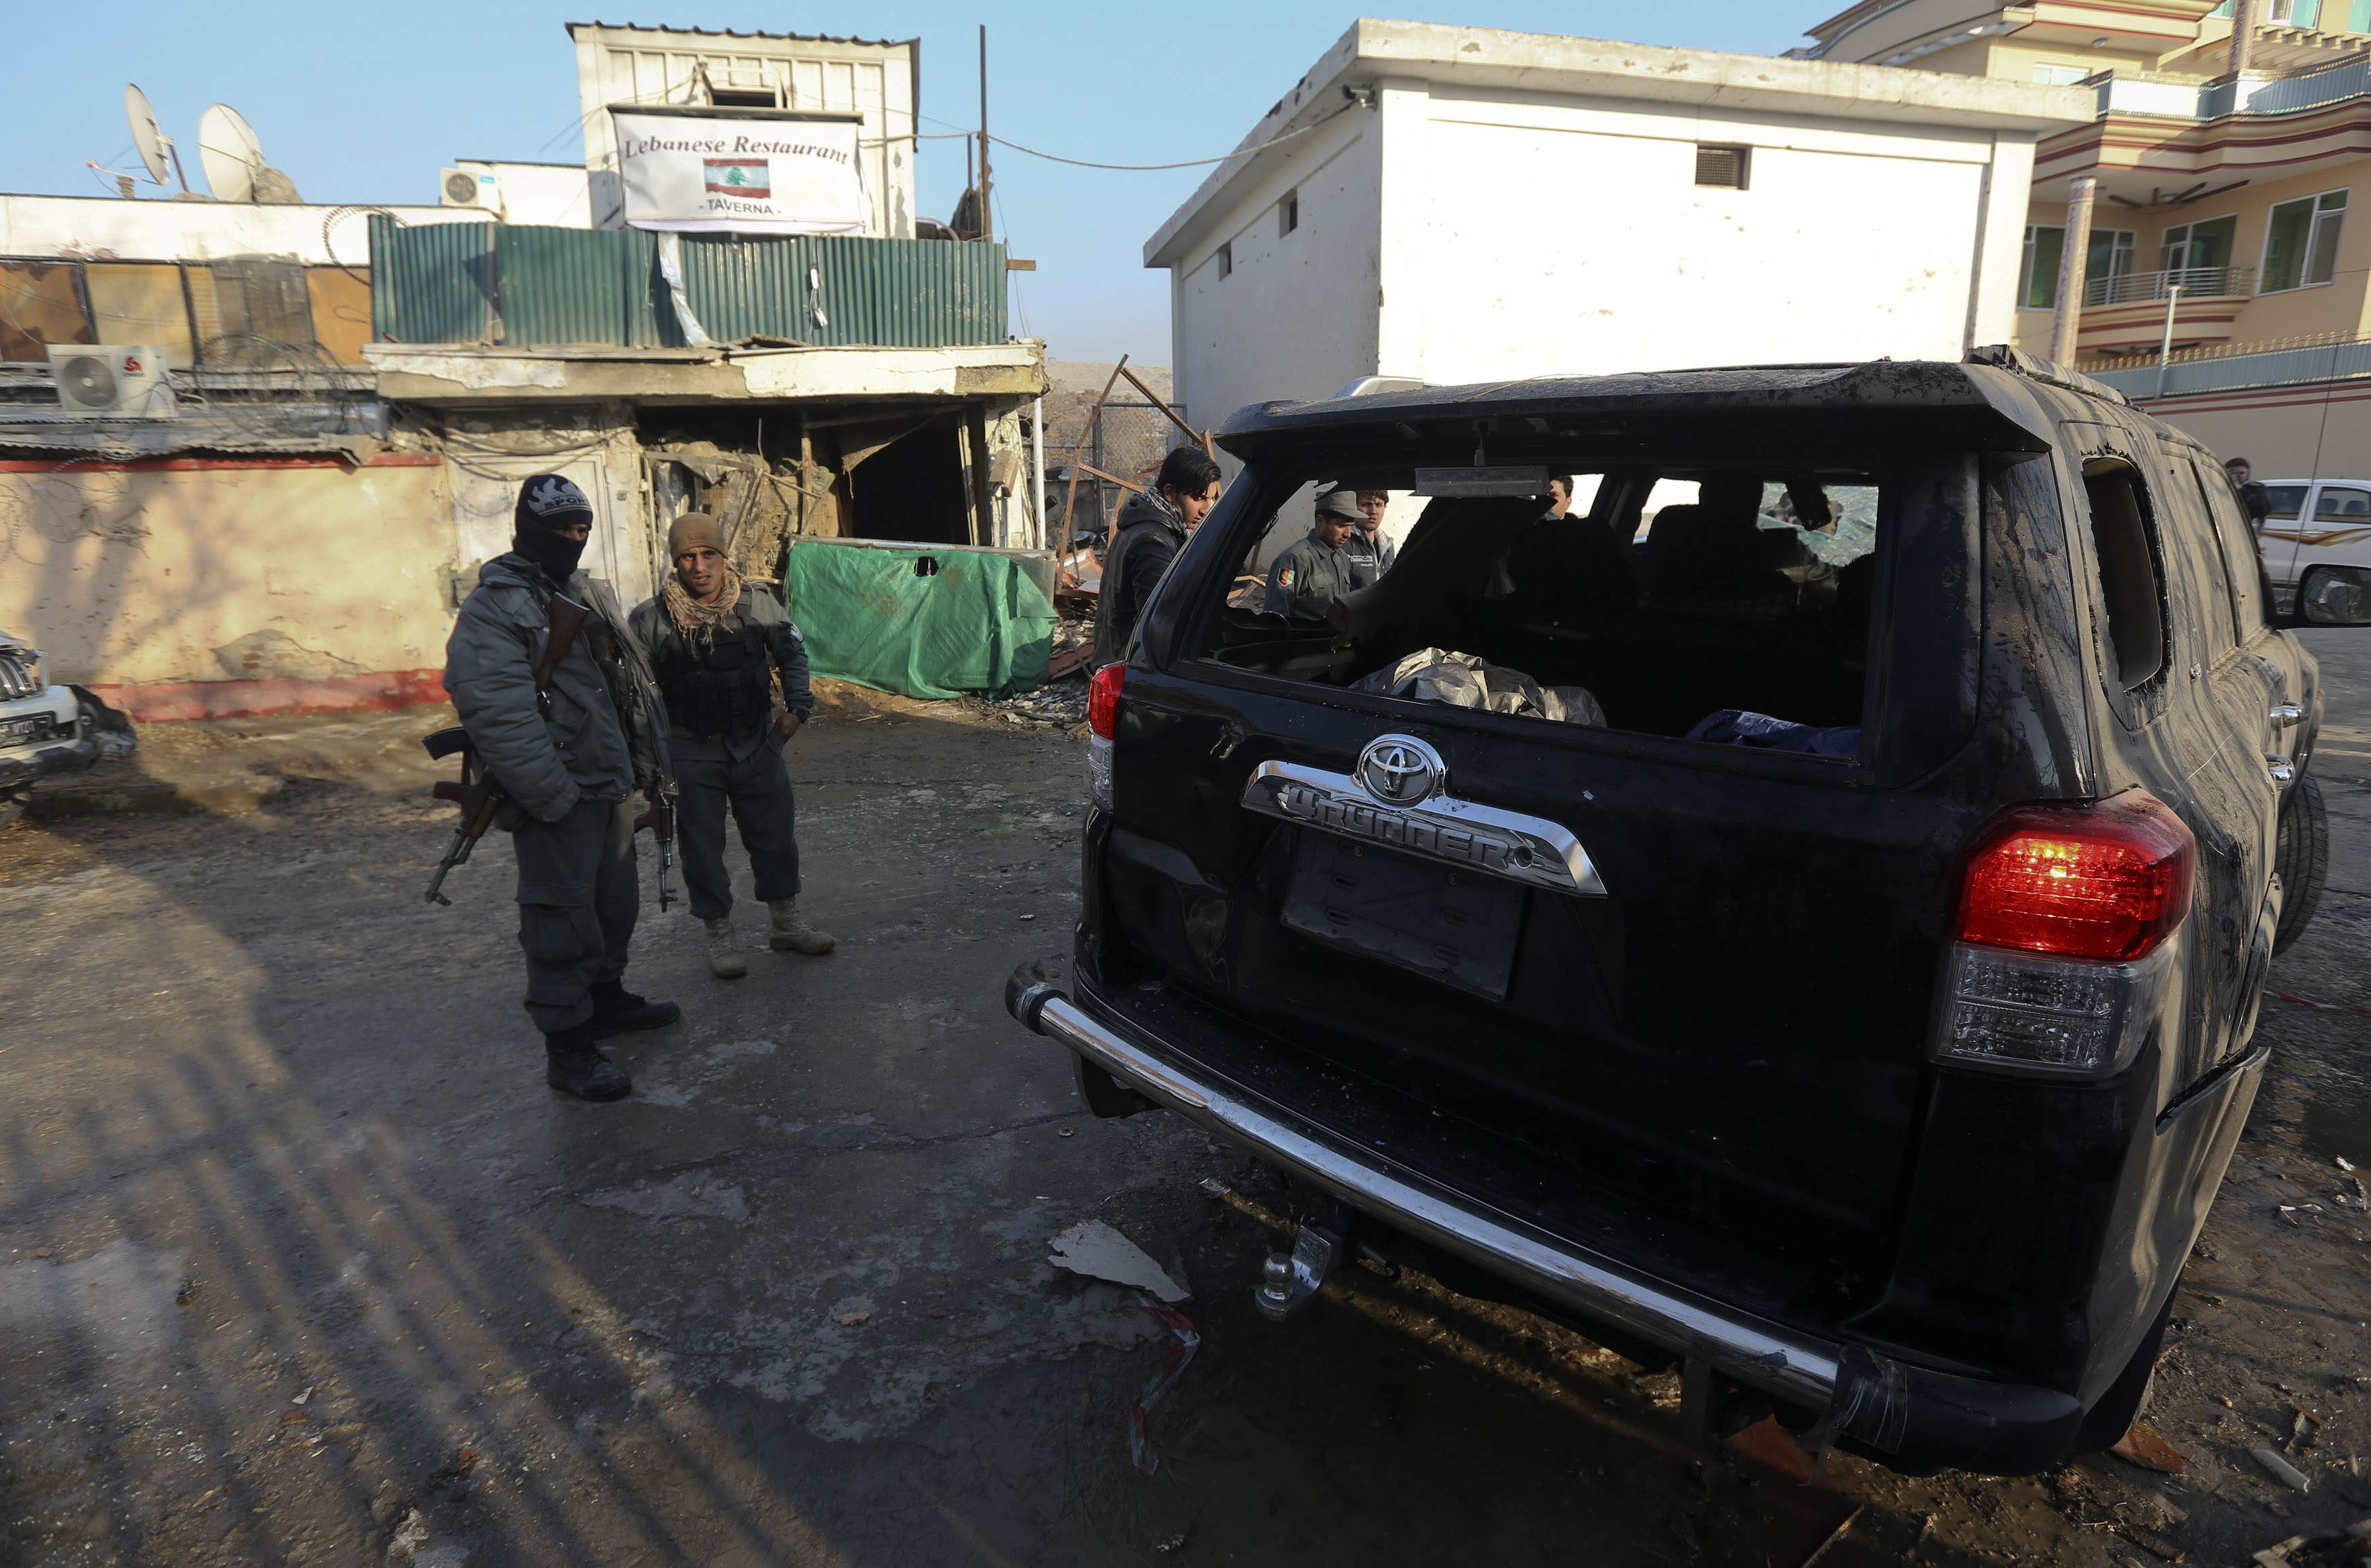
[1255,1220,1344,1321]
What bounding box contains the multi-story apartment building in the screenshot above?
[1798,1,2371,471]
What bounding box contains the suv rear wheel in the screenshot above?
[2275,771,2329,954]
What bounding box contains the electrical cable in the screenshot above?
[984,100,1360,172]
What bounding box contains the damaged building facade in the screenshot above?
[0,21,1050,719]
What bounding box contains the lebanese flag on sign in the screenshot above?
[702,158,771,198]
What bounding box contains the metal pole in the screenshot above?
[2049,175,2099,370]
[2155,284,2184,402]
[2229,0,2258,78]
[1032,394,1047,552]
[978,25,992,245]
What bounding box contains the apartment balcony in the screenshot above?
[2075,266,2256,354]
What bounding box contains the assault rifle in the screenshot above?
[421,590,590,906]
[635,785,679,912]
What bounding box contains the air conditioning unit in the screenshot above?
[441,167,501,213]
[47,345,176,419]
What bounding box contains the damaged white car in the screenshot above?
[0,629,131,828]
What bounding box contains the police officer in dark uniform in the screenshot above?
[445,473,679,1103]
[628,513,833,979]
[1267,486,1364,616]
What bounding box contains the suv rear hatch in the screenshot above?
[1087,366,2066,1334]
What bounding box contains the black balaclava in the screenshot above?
[513,473,595,584]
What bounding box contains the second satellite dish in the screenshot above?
[124,84,172,186]
[197,104,262,202]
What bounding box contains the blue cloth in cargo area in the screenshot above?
[1686,708,1861,757]
[780,541,1056,702]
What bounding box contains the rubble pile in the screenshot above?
[978,674,1089,732]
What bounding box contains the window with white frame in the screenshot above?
[2021,226,2137,309]
[2032,63,2090,84]
[2161,214,2239,280]
[2262,190,2348,293]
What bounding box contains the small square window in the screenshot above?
[1280,190,1299,236]
[1218,242,1232,279]
[1696,145,1750,190]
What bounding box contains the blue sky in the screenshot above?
[5,3,1817,364]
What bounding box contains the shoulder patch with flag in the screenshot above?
[1278,567,1295,588]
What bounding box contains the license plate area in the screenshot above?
[0,715,55,746]
[1282,830,1525,1000]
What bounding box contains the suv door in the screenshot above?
[2156,446,2284,1076]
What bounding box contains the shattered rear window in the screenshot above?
[1196,455,1887,760]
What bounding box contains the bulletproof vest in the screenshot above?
[656,619,772,740]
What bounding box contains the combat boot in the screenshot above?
[705,916,748,978]
[544,1022,631,1101]
[768,897,836,954]
[589,979,682,1038]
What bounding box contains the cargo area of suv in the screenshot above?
[1211,465,1883,758]
[1011,357,2299,1476]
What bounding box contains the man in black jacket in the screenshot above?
[1091,446,1224,666]
[2225,457,2274,531]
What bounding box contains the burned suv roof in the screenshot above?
[1213,351,2124,456]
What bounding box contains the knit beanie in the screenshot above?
[667,511,728,561]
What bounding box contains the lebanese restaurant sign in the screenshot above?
[611,111,868,235]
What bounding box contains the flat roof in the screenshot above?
[564,21,913,49]
[1144,17,2095,267]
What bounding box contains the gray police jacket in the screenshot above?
[444,554,667,823]
[1265,530,1356,618]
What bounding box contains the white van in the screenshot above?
[2256,477,2371,616]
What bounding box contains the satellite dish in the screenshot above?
[197,104,264,203]
[124,84,171,186]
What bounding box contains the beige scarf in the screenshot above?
[662,559,745,649]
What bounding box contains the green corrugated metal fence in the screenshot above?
[674,235,1007,348]
[497,226,666,349]
[368,221,1008,349]
[369,217,495,345]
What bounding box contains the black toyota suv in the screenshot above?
[1005,349,2349,1476]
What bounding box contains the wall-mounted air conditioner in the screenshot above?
[47,345,176,419]
[441,167,501,213]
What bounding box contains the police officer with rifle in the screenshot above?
[437,474,679,1102]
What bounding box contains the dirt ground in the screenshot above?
[3,639,2371,1567]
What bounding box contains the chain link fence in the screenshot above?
[1057,399,1192,544]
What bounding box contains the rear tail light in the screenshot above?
[1087,662,1124,809]
[1933,791,2194,1079]
[1088,662,1125,740]
[1956,791,2194,962]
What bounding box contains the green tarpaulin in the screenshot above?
[781,541,1056,701]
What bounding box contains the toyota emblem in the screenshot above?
[1354,734,1444,806]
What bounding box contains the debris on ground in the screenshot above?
[1128,1293,1201,1477]
[1047,1220,1190,1302]
[976,672,1089,733]
[2253,1446,2315,1489]
[2112,1422,2189,1473]
[833,1310,873,1328]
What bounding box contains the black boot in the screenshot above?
[589,979,681,1039]
[545,1021,632,1101]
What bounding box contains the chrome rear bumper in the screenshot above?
[1007,970,1841,1414]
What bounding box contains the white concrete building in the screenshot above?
[1147,20,2094,440]
[569,22,919,238]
